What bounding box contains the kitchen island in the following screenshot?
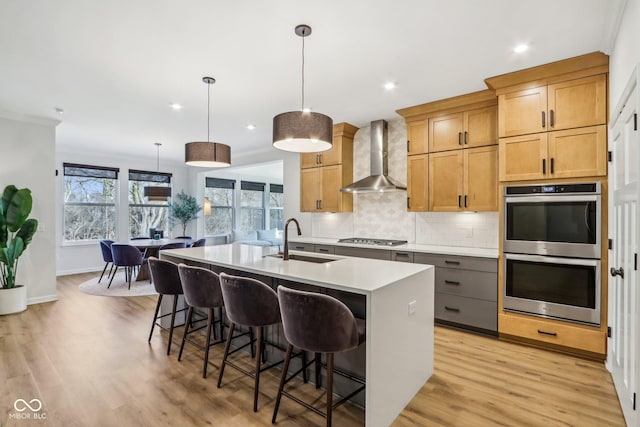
[160,244,434,427]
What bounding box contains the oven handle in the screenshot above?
[504,195,600,203]
[504,252,600,267]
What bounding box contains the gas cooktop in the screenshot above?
[337,237,408,246]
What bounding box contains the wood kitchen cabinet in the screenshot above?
[428,105,497,152]
[497,74,607,138]
[300,123,358,169]
[429,145,498,211]
[499,125,607,182]
[407,120,428,155]
[300,123,357,212]
[407,154,428,211]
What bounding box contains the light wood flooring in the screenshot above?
[0,273,626,426]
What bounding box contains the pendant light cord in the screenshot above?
[301,30,305,111]
[207,82,211,142]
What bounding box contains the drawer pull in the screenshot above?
[444,280,460,285]
[318,248,329,253]
[537,329,557,337]
[395,252,410,257]
[444,260,460,265]
[444,306,460,313]
[294,246,305,250]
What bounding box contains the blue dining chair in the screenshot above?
[159,242,188,251]
[98,240,115,283]
[191,238,207,247]
[110,243,147,289]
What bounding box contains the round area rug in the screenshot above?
[79,272,157,297]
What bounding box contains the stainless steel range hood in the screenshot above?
[340,120,406,193]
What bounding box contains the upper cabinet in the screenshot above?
[300,123,358,169]
[429,105,497,152]
[407,121,428,155]
[486,51,609,182]
[497,74,607,138]
[299,123,358,213]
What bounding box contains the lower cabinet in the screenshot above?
[334,246,392,260]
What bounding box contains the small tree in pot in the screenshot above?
[0,186,38,315]
[168,191,202,237]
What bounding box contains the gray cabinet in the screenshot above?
[414,253,497,334]
[315,244,335,255]
[288,242,315,252]
[334,246,391,260]
[391,250,414,263]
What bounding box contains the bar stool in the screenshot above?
[177,264,226,378]
[147,257,185,355]
[218,272,305,412]
[272,286,366,427]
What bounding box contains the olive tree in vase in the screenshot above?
[168,191,202,237]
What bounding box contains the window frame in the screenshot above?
[268,183,284,230]
[240,181,266,231]
[127,169,172,239]
[204,177,235,236]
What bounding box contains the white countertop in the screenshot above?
[161,244,431,295]
[288,237,499,258]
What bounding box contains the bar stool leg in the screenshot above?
[203,308,214,378]
[167,294,179,355]
[217,322,236,388]
[178,306,194,361]
[272,343,294,424]
[315,353,322,389]
[218,307,224,340]
[326,353,334,427]
[148,294,163,342]
[302,350,308,383]
[253,326,264,412]
[249,327,256,358]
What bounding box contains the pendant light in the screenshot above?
[272,25,333,153]
[144,143,172,201]
[185,77,231,167]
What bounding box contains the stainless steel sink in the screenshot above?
[265,253,336,264]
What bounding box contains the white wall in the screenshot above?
[609,0,640,108]
[56,149,191,275]
[0,112,58,304]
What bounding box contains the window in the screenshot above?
[269,184,284,229]
[204,178,234,235]
[63,163,119,242]
[128,170,171,238]
[240,181,265,231]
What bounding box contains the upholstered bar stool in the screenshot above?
[147,257,186,355]
[218,273,305,412]
[272,286,366,427]
[177,264,226,378]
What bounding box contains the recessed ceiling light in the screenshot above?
[170,103,183,110]
[55,107,64,114]
[384,82,396,90]
[302,107,311,113]
[513,44,528,53]
[246,124,256,130]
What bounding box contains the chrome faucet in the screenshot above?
[282,218,302,260]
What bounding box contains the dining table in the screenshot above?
[127,238,193,281]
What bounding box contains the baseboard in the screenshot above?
[27,294,58,305]
[56,267,103,276]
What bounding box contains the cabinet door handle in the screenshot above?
[541,111,546,128]
[315,154,319,164]
[395,252,410,257]
[319,154,323,164]
[464,131,468,145]
[316,200,320,210]
[444,280,460,285]
[407,197,410,209]
[464,195,468,208]
[444,306,460,313]
[444,260,460,265]
[458,195,461,208]
[407,140,410,152]
[458,132,462,145]
[542,158,546,174]
[537,329,557,337]
[294,246,305,250]
[550,158,554,174]
[318,248,329,253]
[549,109,555,127]
[318,200,322,210]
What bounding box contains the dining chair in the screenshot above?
[191,238,207,247]
[159,242,188,251]
[98,239,115,283]
[109,243,147,289]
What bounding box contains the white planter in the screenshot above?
[0,285,27,315]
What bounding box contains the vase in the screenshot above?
[0,285,27,315]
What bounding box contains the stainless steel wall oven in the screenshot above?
[503,183,602,325]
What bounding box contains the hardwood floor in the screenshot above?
[0,273,625,426]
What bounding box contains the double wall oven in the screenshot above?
[503,183,601,325]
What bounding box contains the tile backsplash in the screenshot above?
[310,118,499,249]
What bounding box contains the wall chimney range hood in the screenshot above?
[340,120,406,193]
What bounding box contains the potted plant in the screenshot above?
[0,185,38,315]
[168,191,202,237]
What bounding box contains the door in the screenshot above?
[318,135,342,166]
[498,86,547,137]
[429,150,463,211]
[429,113,464,152]
[300,152,319,169]
[548,74,607,131]
[300,168,320,211]
[547,125,607,179]
[407,120,428,155]
[498,133,548,182]
[464,146,497,211]
[320,165,342,212]
[407,154,428,211]
[464,105,498,148]
[608,66,639,427]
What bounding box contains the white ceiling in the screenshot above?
[0,0,622,163]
